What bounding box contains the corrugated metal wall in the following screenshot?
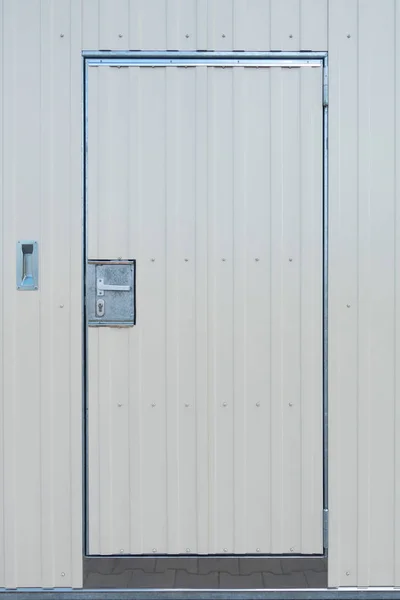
[0,0,83,589]
[0,0,399,589]
[328,0,400,589]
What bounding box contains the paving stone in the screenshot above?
[281,557,327,574]
[175,570,219,588]
[263,572,308,588]
[239,558,282,575]
[83,558,116,576]
[220,572,263,589]
[198,557,239,575]
[304,569,328,588]
[113,558,156,574]
[129,569,176,588]
[84,570,133,588]
[155,557,198,573]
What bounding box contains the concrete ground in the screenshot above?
[83,557,327,589]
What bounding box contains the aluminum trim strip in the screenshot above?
[82,50,328,559]
[82,51,328,60]
[3,589,400,600]
[87,59,321,67]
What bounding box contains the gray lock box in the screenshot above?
[87,260,135,327]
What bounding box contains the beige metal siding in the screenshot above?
[328,0,399,588]
[0,0,83,589]
[86,63,323,556]
[1,0,400,590]
[81,0,328,51]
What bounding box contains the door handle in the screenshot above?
[97,277,130,296]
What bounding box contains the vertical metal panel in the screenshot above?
[241,66,272,554]
[270,0,300,51]
[196,0,208,50]
[300,0,328,51]
[2,0,42,587]
[1,0,17,588]
[207,0,234,50]
[299,65,324,555]
[232,0,271,51]
[129,0,168,50]
[126,66,144,553]
[82,0,100,49]
[99,0,129,49]
[0,0,82,589]
[166,0,198,50]
[194,66,210,554]
[87,63,323,556]
[360,4,395,583]
[328,0,399,589]
[327,0,359,587]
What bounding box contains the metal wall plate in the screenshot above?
[16,240,39,290]
[87,260,135,326]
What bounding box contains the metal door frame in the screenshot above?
[82,50,329,560]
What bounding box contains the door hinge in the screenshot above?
[323,508,329,549]
[323,83,328,107]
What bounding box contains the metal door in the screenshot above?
[86,59,323,556]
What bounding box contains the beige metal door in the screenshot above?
[86,61,323,556]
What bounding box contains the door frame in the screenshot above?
[82,50,329,558]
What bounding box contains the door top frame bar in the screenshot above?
[83,50,327,67]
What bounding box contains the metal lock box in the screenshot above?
[87,260,135,326]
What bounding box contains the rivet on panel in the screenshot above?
[347,34,351,38]
[61,572,65,577]
[184,258,189,262]
[289,258,293,262]
[185,34,190,38]
[255,258,259,262]
[289,402,293,407]
[290,547,294,552]
[222,258,226,262]
[289,34,293,38]
[222,34,226,38]
[118,34,123,38]
[120,549,124,553]
[256,548,260,553]
[60,33,64,38]
[222,402,228,407]
[185,403,190,408]
[256,402,260,407]
[151,258,155,262]
[223,548,228,552]
[346,571,350,576]
[59,304,64,308]
[151,403,156,408]
[347,304,351,308]
[152,548,157,553]
[186,548,191,552]
[118,403,123,408]
[118,256,122,260]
